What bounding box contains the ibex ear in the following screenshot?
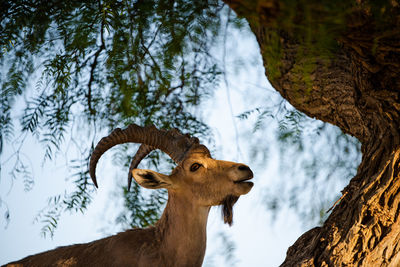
[131,169,172,189]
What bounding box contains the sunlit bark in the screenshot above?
[224,0,400,265]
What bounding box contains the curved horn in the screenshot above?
[127,144,155,191]
[89,124,205,188]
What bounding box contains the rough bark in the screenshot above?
[224,0,400,266]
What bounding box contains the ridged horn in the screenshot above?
[127,144,155,191]
[89,124,206,188]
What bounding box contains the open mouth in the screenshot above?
[234,175,253,184]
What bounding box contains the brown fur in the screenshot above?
[5,147,253,266]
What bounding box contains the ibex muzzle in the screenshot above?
[6,124,253,267]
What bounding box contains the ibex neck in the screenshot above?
[156,192,210,266]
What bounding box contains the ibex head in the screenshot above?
[89,124,253,225]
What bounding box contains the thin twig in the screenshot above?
[326,191,348,213]
[222,7,242,159]
[87,2,106,115]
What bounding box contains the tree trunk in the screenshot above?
[224,0,400,265]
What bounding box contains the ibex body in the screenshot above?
[4,124,253,267]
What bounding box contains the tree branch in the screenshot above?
[224,0,400,146]
[224,1,400,265]
[87,2,106,115]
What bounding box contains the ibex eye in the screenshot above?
[190,163,201,172]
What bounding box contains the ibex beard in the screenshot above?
[5,124,254,267]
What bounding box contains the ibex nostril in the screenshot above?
[13,123,254,266]
[238,165,250,171]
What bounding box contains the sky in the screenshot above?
[0,20,310,267]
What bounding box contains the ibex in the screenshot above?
[4,124,254,267]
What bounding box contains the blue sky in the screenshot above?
[0,24,308,266]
